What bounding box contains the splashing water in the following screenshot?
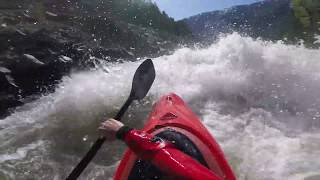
[1,33,320,179]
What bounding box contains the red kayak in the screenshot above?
[114,93,236,180]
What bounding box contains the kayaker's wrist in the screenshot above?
[98,119,125,141]
[116,126,133,140]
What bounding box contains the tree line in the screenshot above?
[292,0,320,32]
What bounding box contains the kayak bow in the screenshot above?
[115,93,236,180]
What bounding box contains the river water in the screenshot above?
[1,33,320,180]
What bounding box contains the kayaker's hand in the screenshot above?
[98,119,124,141]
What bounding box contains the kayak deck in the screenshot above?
[114,93,236,180]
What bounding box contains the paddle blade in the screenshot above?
[130,59,155,100]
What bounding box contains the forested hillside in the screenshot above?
[292,0,320,32]
[184,0,320,47]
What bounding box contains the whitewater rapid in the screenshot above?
[1,33,320,180]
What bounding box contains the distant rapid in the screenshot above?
[1,33,320,180]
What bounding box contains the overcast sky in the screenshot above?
[152,0,263,20]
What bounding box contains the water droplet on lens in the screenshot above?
[83,135,88,141]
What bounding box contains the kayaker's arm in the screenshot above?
[118,128,222,180]
[99,119,222,180]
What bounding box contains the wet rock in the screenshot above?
[45,11,58,17]
[0,67,21,118]
[58,55,72,63]
[0,16,125,117]
[0,66,11,73]
[23,54,45,65]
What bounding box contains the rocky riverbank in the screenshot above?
[0,5,190,118]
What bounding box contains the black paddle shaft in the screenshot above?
[66,59,155,180]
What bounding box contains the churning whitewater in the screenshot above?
[1,33,320,180]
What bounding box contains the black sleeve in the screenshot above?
[116,126,133,140]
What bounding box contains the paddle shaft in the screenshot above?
[66,98,133,180]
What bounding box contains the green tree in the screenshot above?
[292,0,320,31]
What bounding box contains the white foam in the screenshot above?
[0,141,44,163]
[202,102,320,179]
[151,33,320,131]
